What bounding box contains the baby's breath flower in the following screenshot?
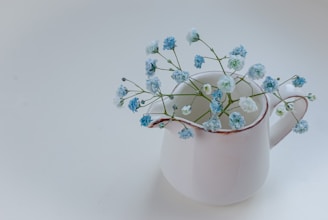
[146,40,159,54]
[292,76,306,88]
[171,70,190,84]
[262,76,279,93]
[230,45,247,58]
[179,127,194,139]
[285,102,294,112]
[229,112,245,130]
[210,100,222,114]
[140,114,152,127]
[181,105,192,115]
[211,89,223,101]
[145,58,157,77]
[194,55,205,68]
[202,83,212,95]
[227,55,245,71]
[146,76,161,94]
[116,84,128,98]
[203,116,222,132]
[163,36,176,50]
[158,122,165,128]
[247,63,266,80]
[186,28,200,44]
[293,120,309,134]
[128,97,140,113]
[239,97,258,113]
[217,75,235,93]
[275,105,286,116]
[307,93,316,101]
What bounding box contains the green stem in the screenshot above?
[124,78,146,92]
[279,75,298,86]
[158,52,180,70]
[173,48,182,70]
[194,109,211,123]
[200,39,227,75]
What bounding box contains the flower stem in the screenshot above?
[200,39,227,75]
[158,52,180,70]
[173,48,182,70]
[194,109,210,123]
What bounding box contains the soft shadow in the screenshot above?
[141,170,266,220]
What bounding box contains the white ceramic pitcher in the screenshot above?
[148,71,308,206]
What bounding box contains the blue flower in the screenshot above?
[140,114,152,127]
[116,84,128,98]
[227,55,245,71]
[186,28,200,44]
[194,55,205,68]
[158,122,165,128]
[203,116,222,132]
[292,76,306,88]
[217,75,235,93]
[145,58,157,77]
[211,89,223,101]
[262,76,279,93]
[146,40,159,54]
[146,76,161,94]
[163,36,176,50]
[178,127,194,139]
[247,63,266,80]
[293,120,308,134]
[229,112,245,130]
[171,70,190,84]
[210,100,222,114]
[230,45,247,58]
[128,97,140,112]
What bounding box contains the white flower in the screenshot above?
[239,97,258,113]
[181,105,192,115]
[186,28,200,44]
[275,105,286,116]
[217,75,235,93]
[146,40,159,54]
[202,83,212,95]
[227,55,245,71]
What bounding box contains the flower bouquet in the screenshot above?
[114,28,315,139]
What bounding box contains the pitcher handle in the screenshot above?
[268,84,308,148]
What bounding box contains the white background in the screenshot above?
[0,0,327,219]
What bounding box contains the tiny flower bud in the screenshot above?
[202,83,212,95]
[275,105,285,116]
[121,77,126,81]
[285,103,294,112]
[307,93,316,101]
[181,105,192,115]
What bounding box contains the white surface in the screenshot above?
[0,0,327,219]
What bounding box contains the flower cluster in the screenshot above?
[115,29,315,139]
